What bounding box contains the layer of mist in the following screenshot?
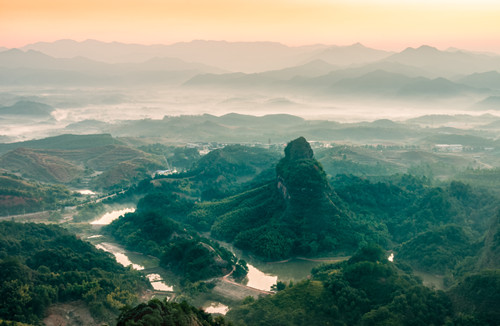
[1,40,499,143]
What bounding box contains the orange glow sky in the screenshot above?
[1,0,500,53]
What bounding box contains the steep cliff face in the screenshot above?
[275,137,346,240]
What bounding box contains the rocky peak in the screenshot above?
[276,137,329,201]
[283,136,313,161]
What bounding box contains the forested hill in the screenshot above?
[0,173,73,216]
[189,137,362,259]
[170,144,281,200]
[0,221,149,325]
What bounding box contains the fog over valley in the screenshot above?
[2,40,500,142]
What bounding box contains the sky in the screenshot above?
[1,0,500,53]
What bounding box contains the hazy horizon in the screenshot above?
[2,0,500,53]
[3,39,500,56]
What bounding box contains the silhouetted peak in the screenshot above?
[3,48,23,54]
[284,137,313,161]
[417,45,439,52]
[402,45,439,54]
[350,42,366,48]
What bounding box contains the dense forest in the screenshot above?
[0,221,149,325]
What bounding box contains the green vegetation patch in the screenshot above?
[0,174,73,216]
[0,221,149,325]
[104,192,246,283]
[117,298,231,326]
[396,225,477,274]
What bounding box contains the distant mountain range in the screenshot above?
[384,45,500,76]
[0,47,224,86]
[11,40,500,75]
[309,42,392,66]
[184,69,488,100]
[458,71,500,90]
[1,40,500,104]
[20,39,327,72]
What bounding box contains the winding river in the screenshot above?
[86,207,349,315]
[88,208,175,293]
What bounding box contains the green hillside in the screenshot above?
[0,221,149,325]
[455,168,500,192]
[0,174,73,216]
[448,270,500,325]
[0,148,85,183]
[0,135,166,189]
[396,225,478,274]
[226,245,500,326]
[0,134,122,155]
[153,144,280,200]
[32,144,153,171]
[188,137,363,259]
[332,176,497,243]
[116,299,230,326]
[315,145,404,177]
[138,144,201,171]
[93,157,164,191]
[475,210,500,270]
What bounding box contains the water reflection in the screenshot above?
[204,302,229,315]
[76,189,96,195]
[212,239,348,290]
[245,264,278,291]
[91,208,135,225]
[147,274,174,291]
[95,242,144,270]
